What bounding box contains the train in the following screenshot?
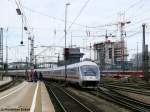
[3,61,101,87]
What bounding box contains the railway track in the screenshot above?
[0,79,22,92]
[95,87,150,112]
[45,81,94,112]
[65,85,150,112]
[44,80,150,112]
[101,84,150,96]
[73,85,150,112]
[102,82,150,90]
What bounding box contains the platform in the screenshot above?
[0,81,55,112]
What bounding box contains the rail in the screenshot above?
[103,82,150,90]
[0,80,16,92]
[45,81,93,112]
[101,84,150,96]
[97,87,150,112]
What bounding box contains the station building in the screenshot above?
[58,48,84,66]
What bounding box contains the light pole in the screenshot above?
[64,3,70,84]
[137,42,139,71]
[5,28,8,75]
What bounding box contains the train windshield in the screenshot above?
[80,65,99,76]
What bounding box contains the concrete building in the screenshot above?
[94,40,128,70]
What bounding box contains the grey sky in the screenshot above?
[0,0,150,62]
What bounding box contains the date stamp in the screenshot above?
[0,106,30,111]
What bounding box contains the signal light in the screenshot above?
[24,27,27,31]
[16,8,22,15]
[20,41,23,45]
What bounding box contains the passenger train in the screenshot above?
[4,61,101,87]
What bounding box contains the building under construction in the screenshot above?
[94,40,128,70]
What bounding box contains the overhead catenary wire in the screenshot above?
[126,31,141,38]
[89,0,146,29]
[12,0,150,31]
[14,0,22,10]
[13,0,147,43]
[67,0,91,30]
[126,19,150,30]
[127,1,147,20]
[124,0,150,31]
[83,0,144,29]
[12,1,150,45]
[11,0,114,29]
[6,0,150,63]
[125,0,143,13]
[19,4,94,29]
[57,0,92,45]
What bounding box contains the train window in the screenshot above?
[71,68,76,75]
[68,68,79,75]
[67,69,70,75]
[80,65,98,76]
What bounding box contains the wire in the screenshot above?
[15,1,111,29]
[57,0,92,45]
[126,32,141,38]
[126,31,150,38]
[67,0,91,30]
[11,0,115,29]
[22,5,96,29]
[127,1,146,20]
[128,18,150,29]
[90,0,144,29]
[14,0,20,9]
[125,0,143,13]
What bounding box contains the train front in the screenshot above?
[79,62,100,87]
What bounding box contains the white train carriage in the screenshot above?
[5,61,100,87]
[7,70,25,76]
[41,61,100,87]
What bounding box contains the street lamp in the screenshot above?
[65,3,70,48]
[64,3,70,84]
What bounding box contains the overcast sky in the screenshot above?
[0,0,150,62]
